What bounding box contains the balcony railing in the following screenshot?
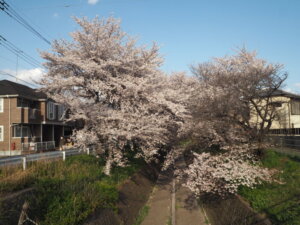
[29,108,41,120]
[22,141,55,152]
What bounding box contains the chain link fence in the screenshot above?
[267,135,300,157]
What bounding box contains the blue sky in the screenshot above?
[0,0,300,92]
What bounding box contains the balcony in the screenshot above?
[29,108,40,120]
[19,108,42,123]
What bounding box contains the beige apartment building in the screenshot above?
[251,90,300,135]
[0,80,71,156]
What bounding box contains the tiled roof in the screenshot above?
[270,89,300,99]
[0,80,47,100]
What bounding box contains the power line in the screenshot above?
[0,42,41,68]
[0,35,42,68]
[22,3,82,10]
[0,41,40,68]
[5,0,54,40]
[1,35,41,65]
[0,0,51,45]
[0,70,39,88]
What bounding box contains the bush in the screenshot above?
[239,150,300,225]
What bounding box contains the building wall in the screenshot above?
[250,96,300,130]
[0,97,20,152]
[40,101,46,122]
[270,96,300,129]
[0,97,66,153]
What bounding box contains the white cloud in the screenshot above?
[87,0,99,5]
[1,68,45,88]
[53,13,59,19]
[284,85,300,95]
[284,87,293,93]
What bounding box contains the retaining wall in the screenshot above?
[202,195,272,225]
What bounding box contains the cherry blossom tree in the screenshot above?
[39,17,191,175]
[181,49,286,195]
[190,49,287,149]
[39,16,281,195]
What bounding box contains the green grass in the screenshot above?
[132,205,150,225]
[0,154,145,225]
[166,216,172,225]
[239,150,300,225]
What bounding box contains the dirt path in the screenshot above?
[141,156,207,225]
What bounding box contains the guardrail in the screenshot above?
[0,148,88,170]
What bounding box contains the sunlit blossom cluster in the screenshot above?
[183,145,275,196]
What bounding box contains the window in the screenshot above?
[291,100,300,115]
[47,102,56,120]
[57,105,65,121]
[17,98,39,109]
[0,126,3,141]
[17,98,29,108]
[270,102,282,108]
[0,98,3,112]
[13,125,31,138]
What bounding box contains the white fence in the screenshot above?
[0,149,88,170]
[22,141,55,151]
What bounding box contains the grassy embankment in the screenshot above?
[0,154,145,225]
[239,150,300,225]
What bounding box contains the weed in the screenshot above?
[132,205,150,225]
[166,216,172,225]
[0,154,144,225]
[239,149,300,225]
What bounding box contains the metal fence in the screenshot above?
[21,141,56,151]
[0,148,87,170]
[267,135,300,158]
[267,135,300,150]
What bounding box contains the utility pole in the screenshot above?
[15,50,22,81]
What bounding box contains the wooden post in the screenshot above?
[22,157,26,170]
[18,201,29,225]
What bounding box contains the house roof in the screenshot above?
[0,80,47,100]
[270,89,300,99]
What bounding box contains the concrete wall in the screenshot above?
[202,195,272,225]
[0,150,22,156]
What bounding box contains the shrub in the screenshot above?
[1,154,144,224]
[239,150,300,225]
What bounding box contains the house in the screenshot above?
[251,89,300,135]
[0,80,72,156]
